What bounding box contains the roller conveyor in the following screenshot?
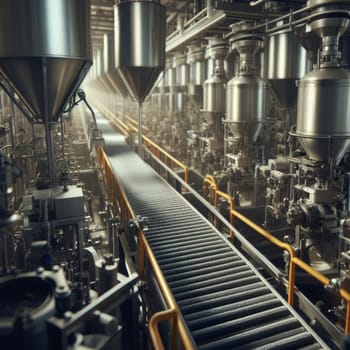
[96,113,328,349]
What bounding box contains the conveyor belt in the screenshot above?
[96,112,328,349]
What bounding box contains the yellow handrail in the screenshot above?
[202,176,350,333]
[97,104,350,335]
[215,190,235,240]
[97,106,189,189]
[97,145,194,349]
[95,103,130,136]
[143,135,189,187]
[230,208,296,306]
[124,115,150,132]
[140,230,195,350]
[149,309,177,350]
[292,256,350,334]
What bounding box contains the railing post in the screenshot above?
[346,300,350,335]
[139,230,145,278]
[288,256,295,306]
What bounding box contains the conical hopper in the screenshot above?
[114,1,166,103]
[0,0,92,121]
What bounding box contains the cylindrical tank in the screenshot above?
[267,29,309,108]
[203,75,227,124]
[226,33,266,143]
[202,38,228,124]
[175,54,189,88]
[187,44,206,103]
[0,0,92,120]
[295,68,350,164]
[226,75,266,142]
[173,53,188,113]
[114,0,166,103]
[103,32,128,97]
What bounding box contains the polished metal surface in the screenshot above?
[103,32,129,97]
[114,1,166,102]
[202,75,227,124]
[225,32,266,142]
[187,45,206,102]
[296,68,350,164]
[0,0,92,121]
[202,38,228,123]
[226,75,266,142]
[175,54,189,87]
[267,30,309,108]
[187,45,206,85]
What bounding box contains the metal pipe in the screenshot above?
[138,103,143,158]
[60,115,65,165]
[1,232,9,274]
[10,102,15,149]
[250,0,266,6]
[45,120,56,185]
[207,0,213,18]
[42,58,56,185]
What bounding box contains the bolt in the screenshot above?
[103,254,114,265]
[64,311,73,321]
[52,265,60,273]
[37,267,45,275]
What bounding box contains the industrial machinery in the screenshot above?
[3,0,350,349]
[195,37,228,175]
[0,1,140,349]
[222,21,266,206]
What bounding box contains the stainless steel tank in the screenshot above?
[114,0,166,103]
[203,75,227,124]
[0,0,92,121]
[175,54,189,89]
[226,75,266,142]
[202,38,228,124]
[295,68,350,164]
[267,29,309,108]
[167,57,177,112]
[174,53,188,113]
[225,33,266,143]
[295,0,350,165]
[103,32,128,97]
[187,44,206,104]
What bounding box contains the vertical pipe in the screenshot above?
[207,0,213,17]
[42,58,56,185]
[1,232,9,274]
[78,221,84,275]
[45,121,56,185]
[0,89,4,120]
[60,116,65,163]
[10,102,15,149]
[138,102,143,157]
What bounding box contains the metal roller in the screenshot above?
[96,113,328,349]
